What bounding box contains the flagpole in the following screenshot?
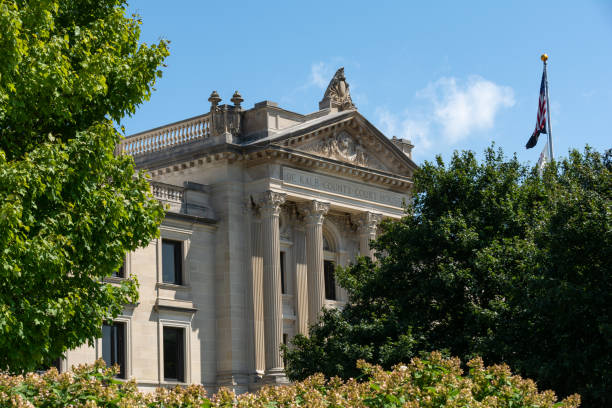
[542,54,554,161]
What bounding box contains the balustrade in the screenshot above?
[117,113,211,156]
[151,182,184,204]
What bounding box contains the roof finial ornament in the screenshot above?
[319,67,355,111]
[208,90,221,111]
[231,90,243,109]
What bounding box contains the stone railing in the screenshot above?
[151,181,184,213]
[150,181,215,220]
[117,113,211,156]
[151,181,184,203]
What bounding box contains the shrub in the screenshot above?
[0,353,579,407]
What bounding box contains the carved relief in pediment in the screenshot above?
[297,131,388,171]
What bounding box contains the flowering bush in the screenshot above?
[0,353,579,407]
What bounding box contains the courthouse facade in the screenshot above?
[62,68,417,393]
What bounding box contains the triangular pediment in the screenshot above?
[269,111,416,176]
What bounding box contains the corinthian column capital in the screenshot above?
[298,200,330,225]
[256,191,287,217]
[352,212,383,258]
[351,212,383,234]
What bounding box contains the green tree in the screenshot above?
[0,0,168,372]
[284,146,611,407]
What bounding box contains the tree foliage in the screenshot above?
[284,146,611,407]
[0,0,168,158]
[0,0,168,372]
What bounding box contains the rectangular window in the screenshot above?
[324,260,336,300]
[163,327,185,382]
[162,239,182,285]
[37,358,62,373]
[102,322,126,378]
[112,260,125,278]
[52,358,61,372]
[280,251,286,294]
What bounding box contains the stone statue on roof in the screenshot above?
[319,67,356,111]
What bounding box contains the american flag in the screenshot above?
[526,70,548,149]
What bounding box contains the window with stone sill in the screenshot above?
[112,260,125,278]
[162,239,183,285]
[102,321,126,379]
[322,229,338,301]
[163,326,185,382]
[36,358,62,374]
[280,251,286,294]
[324,260,336,300]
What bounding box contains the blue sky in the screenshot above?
[123,0,612,165]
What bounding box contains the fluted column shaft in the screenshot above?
[250,210,265,374]
[293,226,308,335]
[299,200,330,326]
[258,191,286,374]
[353,212,383,258]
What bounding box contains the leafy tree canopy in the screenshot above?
[0,0,168,158]
[0,0,168,372]
[284,146,611,407]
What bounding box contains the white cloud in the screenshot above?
[376,107,432,152]
[286,60,347,109]
[421,76,515,143]
[376,76,515,159]
[308,62,332,89]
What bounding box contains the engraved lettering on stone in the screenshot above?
[282,167,408,208]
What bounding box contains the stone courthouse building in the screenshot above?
[62,68,417,393]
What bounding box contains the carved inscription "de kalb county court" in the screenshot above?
[282,167,408,208]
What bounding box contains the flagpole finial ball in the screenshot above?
[541,54,548,62]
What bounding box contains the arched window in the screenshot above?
[322,230,337,300]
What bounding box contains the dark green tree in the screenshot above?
[284,146,611,407]
[0,0,168,372]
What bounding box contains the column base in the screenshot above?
[262,368,290,385]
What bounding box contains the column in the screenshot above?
[298,200,330,326]
[352,212,383,258]
[257,191,286,378]
[250,207,265,375]
[293,225,308,336]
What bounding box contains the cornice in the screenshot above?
[145,146,412,193]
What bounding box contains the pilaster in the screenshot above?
[211,180,250,393]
